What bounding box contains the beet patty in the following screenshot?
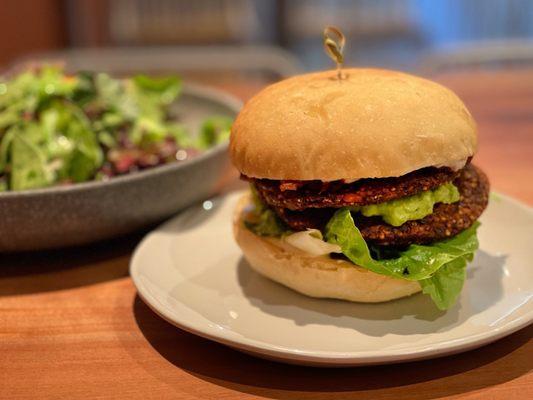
[269,164,489,246]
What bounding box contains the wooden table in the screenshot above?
[1,68,532,400]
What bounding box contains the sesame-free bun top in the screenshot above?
[230,68,477,181]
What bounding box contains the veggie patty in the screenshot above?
[261,164,489,246]
[250,162,463,210]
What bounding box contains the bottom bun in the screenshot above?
[233,194,421,303]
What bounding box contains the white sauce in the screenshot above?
[283,229,342,256]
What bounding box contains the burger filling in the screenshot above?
[242,163,490,310]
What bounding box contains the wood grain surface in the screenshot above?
[0,68,532,400]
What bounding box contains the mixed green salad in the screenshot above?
[0,65,232,191]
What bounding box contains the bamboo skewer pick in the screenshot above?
[323,26,346,80]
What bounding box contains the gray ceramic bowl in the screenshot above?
[0,84,241,252]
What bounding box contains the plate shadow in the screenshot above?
[132,295,532,399]
[0,232,142,296]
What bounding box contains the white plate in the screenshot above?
[130,191,533,366]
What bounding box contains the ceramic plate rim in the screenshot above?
[130,191,533,365]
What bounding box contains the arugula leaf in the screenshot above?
[10,127,52,190]
[71,71,97,106]
[94,73,137,120]
[196,116,232,150]
[130,75,181,125]
[0,127,15,173]
[132,75,181,106]
[41,102,103,183]
[167,123,194,148]
[130,117,167,145]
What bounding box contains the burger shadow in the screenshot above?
[236,250,506,336]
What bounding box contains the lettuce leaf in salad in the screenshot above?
[351,182,460,226]
[325,208,479,309]
[167,123,195,148]
[71,72,182,147]
[130,75,182,145]
[41,102,103,183]
[0,126,15,172]
[9,125,53,190]
[0,67,101,189]
[132,75,182,107]
[196,116,233,150]
[6,103,103,190]
[92,72,137,121]
[0,66,78,116]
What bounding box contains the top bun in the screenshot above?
[230,68,477,181]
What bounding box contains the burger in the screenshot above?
[230,68,489,310]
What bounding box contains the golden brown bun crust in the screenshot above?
[233,194,421,303]
[230,68,477,181]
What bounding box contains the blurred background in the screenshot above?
[2,0,533,77]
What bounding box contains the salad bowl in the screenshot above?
[0,84,241,252]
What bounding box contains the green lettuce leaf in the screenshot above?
[419,256,470,310]
[92,74,183,146]
[244,185,290,237]
[167,123,194,148]
[130,75,181,125]
[92,73,138,121]
[132,75,181,106]
[196,116,232,150]
[10,126,53,190]
[0,66,78,114]
[325,208,479,309]
[352,182,460,226]
[0,127,15,172]
[41,102,103,183]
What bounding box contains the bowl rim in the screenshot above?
[0,82,242,199]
